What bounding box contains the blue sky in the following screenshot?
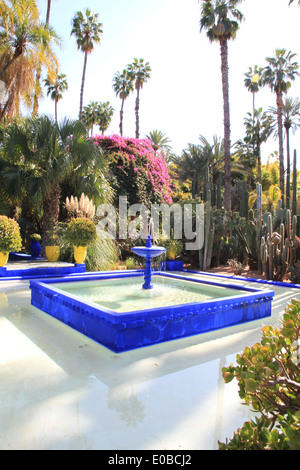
[36,0,300,163]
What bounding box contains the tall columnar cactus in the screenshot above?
[292,149,297,218]
[216,173,222,209]
[239,180,249,219]
[256,183,262,272]
[203,170,214,271]
[260,209,298,281]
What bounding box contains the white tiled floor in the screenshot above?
[1,273,299,450]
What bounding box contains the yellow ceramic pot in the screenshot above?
[45,246,60,262]
[73,246,87,264]
[0,251,9,267]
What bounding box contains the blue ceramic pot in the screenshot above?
[30,240,41,258]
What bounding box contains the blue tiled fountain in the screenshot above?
[30,235,274,353]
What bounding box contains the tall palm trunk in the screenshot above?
[33,0,52,116]
[46,0,52,24]
[135,87,140,138]
[79,51,88,121]
[120,99,124,136]
[257,142,262,187]
[220,38,231,212]
[276,91,285,203]
[55,98,58,122]
[285,122,291,210]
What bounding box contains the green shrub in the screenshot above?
[125,257,136,269]
[65,217,97,246]
[0,215,22,252]
[219,299,300,450]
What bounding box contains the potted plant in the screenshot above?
[157,237,183,260]
[0,216,22,267]
[45,232,60,262]
[156,234,184,271]
[65,217,97,264]
[30,233,42,258]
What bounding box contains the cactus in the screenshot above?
[257,183,262,272]
[203,169,214,270]
[260,209,298,281]
[239,180,249,219]
[242,213,258,269]
[216,173,222,209]
[292,149,297,218]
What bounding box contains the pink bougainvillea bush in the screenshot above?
[92,135,173,207]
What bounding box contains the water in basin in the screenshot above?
[54,276,242,313]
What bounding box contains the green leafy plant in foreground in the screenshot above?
[219,299,300,450]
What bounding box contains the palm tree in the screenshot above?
[1,116,107,240]
[283,97,300,209]
[71,9,103,121]
[0,0,59,119]
[200,0,244,212]
[44,72,68,121]
[261,49,299,202]
[175,135,224,194]
[82,101,100,135]
[127,58,151,138]
[244,65,263,118]
[267,97,300,209]
[33,0,53,115]
[244,108,272,186]
[112,69,134,136]
[146,130,172,152]
[234,136,256,188]
[97,101,114,135]
[146,130,175,163]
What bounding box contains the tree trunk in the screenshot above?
[46,0,52,24]
[55,98,58,122]
[276,91,285,204]
[33,0,51,116]
[257,143,262,187]
[285,125,291,210]
[41,181,61,244]
[219,38,231,212]
[120,99,124,136]
[79,51,88,121]
[135,87,140,139]
[33,70,41,116]
[0,49,22,79]
[292,149,297,217]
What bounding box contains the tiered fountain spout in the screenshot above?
[131,235,166,289]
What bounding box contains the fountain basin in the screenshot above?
[30,272,274,353]
[131,245,166,258]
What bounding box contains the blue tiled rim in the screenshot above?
[0,262,86,280]
[30,271,274,353]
